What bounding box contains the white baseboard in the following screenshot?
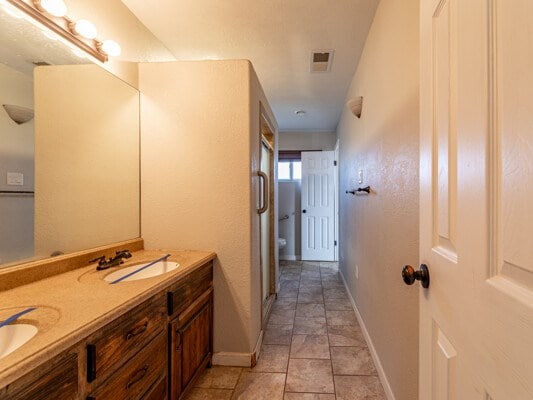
[212,330,264,368]
[212,352,253,367]
[279,255,300,261]
[339,270,396,400]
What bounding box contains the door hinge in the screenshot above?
[334,240,337,246]
[333,160,337,166]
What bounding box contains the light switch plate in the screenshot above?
[7,172,23,186]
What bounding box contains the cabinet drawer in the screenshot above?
[167,261,212,317]
[143,375,168,400]
[87,332,167,400]
[0,351,78,400]
[86,293,167,384]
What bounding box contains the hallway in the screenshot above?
[184,260,386,399]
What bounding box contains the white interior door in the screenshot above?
[301,151,335,261]
[419,0,533,398]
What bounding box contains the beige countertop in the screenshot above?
[0,249,216,388]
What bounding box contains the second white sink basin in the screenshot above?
[0,324,38,359]
[104,260,180,283]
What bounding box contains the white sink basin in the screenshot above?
[104,260,180,283]
[0,324,38,359]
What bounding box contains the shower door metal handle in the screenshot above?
[258,171,269,214]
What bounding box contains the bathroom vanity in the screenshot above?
[0,240,215,400]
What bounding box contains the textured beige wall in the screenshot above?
[139,60,277,360]
[279,131,337,151]
[34,64,140,257]
[336,0,419,399]
[0,64,34,264]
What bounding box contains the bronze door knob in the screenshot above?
[402,264,430,288]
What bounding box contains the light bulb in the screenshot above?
[40,0,67,17]
[101,40,121,57]
[74,19,97,39]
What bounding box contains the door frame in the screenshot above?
[259,106,277,328]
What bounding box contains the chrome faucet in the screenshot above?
[90,250,132,270]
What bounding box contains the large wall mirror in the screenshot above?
[0,5,140,268]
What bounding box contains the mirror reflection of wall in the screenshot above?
[0,5,140,268]
[0,64,35,264]
[34,64,140,257]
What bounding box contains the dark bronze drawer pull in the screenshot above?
[125,322,148,340]
[126,365,149,389]
[87,344,97,382]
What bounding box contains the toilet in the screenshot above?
[278,238,286,250]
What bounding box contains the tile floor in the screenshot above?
[183,260,386,400]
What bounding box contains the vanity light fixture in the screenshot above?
[35,0,66,17]
[100,39,121,57]
[71,18,97,39]
[2,0,121,63]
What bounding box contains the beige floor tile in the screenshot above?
[328,325,366,347]
[278,287,299,299]
[194,366,243,389]
[284,393,336,400]
[300,280,322,288]
[331,347,377,375]
[269,309,296,324]
[285,359,334,393]
[320,280,344,289]
[297,292,324,304]
[323,288,349,299]
[324,299,353,311]
[326,310,358,326]
[232,372,285,400]
[296,303,326,318]
[281,280,300,290]
[299,286,323,295]
[252,345,290,372]
[183,387,233,400]
[293,318,327,335]
[272,299,298,311]
[301,273,321,280]
[264,324,293,345]
[302,261,321,268]
[334,375,386,400]
[290,335,330,359]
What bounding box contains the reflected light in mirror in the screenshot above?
[73,19,97,39]
[37,0,66,17]
[101,40,121,57]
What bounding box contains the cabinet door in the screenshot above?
[181,299,211,388]
[170,289,212,399]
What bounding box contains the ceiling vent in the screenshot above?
[310,50,334,73]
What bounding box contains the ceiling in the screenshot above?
[0,7,86,77]
[121,0,379,132]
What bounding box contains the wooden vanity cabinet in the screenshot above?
[168,262,213,399]
[86,332,167,400]
[170,289,213,399]
[0,259,213,400]
[84,293,168,400]
[0,350,78,400]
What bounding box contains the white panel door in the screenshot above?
[419,0,533,399]
[301,151,335,261]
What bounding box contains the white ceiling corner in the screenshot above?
[121,0,379,132]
